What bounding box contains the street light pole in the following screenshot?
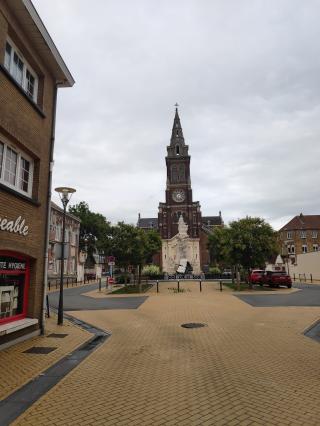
[58,201,67,325]
[55,187,76,325]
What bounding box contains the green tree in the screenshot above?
[207,227,230,266]
[227,217,278,271]
[69,201,112,261]
[110,224,161,291]
[208,217,278,288]
[109,223,142,271]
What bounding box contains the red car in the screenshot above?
[262,271,292,288]
[249,269,264,285]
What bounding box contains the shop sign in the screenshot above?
[0,215,29,236]
[0,257,26,271]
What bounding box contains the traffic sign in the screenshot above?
[108,261,115,266]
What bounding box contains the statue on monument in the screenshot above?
[176,215,191,273]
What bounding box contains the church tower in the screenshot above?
[158,107,202,240]
[137,106,224,274]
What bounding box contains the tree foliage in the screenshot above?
[69,201,162,289]
[110,224,161,270]
[69,201,112,256]
[208,217,278,270]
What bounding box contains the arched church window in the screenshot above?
[176,145,180,155]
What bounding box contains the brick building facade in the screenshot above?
[138,108,223,272]
[279,214,320,257]
[48,202,80,282]
[0,0,74,347]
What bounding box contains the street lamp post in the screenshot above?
[55,187,76,325]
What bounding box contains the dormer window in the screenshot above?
[176,145,180,155]
[4,39,38,103]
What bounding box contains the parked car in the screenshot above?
[249,269,264,285]
[222,269,232,278]
[262,271,292,288]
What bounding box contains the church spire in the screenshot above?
[167,104,189,157]
[170,105,185,146]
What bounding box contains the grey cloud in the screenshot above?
[34,0,320,229]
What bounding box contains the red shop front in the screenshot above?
[0,252,30,325]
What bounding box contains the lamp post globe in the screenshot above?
[54,187,76,325]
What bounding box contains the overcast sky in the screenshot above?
[33,0,320,230]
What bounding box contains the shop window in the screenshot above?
[4,39,38,103]
[0,253,29,324]
[0,140,34,197]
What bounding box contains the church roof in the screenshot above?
[137,217,158,229]
[202,216,223,226]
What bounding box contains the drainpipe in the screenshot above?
[40,83,58,335]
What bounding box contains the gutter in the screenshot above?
[22,0,75,87]
[40,83,58,335]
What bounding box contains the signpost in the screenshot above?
[108,257,115,278]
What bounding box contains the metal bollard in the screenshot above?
[67,277,69,288]
[311,273,313,283]
[46,294,50,318]
[177,280,180,292]
[157,280,159,293]
[200,280,202,292]
[220,280,222,292]
[99,278,101,292]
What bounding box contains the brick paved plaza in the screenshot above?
[10,283,320,425]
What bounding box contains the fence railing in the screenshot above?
[47,276,98,291]
[292,273,320,283]
[155,279,224,293]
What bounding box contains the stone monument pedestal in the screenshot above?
[161,215,201,274]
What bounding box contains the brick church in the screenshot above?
[138,107,223,273]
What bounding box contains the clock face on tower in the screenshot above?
[172,189,185,203]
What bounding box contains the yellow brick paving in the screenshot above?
[13,286,320,425]
[0,316,91,400]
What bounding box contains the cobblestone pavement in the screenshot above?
[14,287,320,425]
[0,316,91,400]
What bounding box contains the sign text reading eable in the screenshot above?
[0,215,29,236]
